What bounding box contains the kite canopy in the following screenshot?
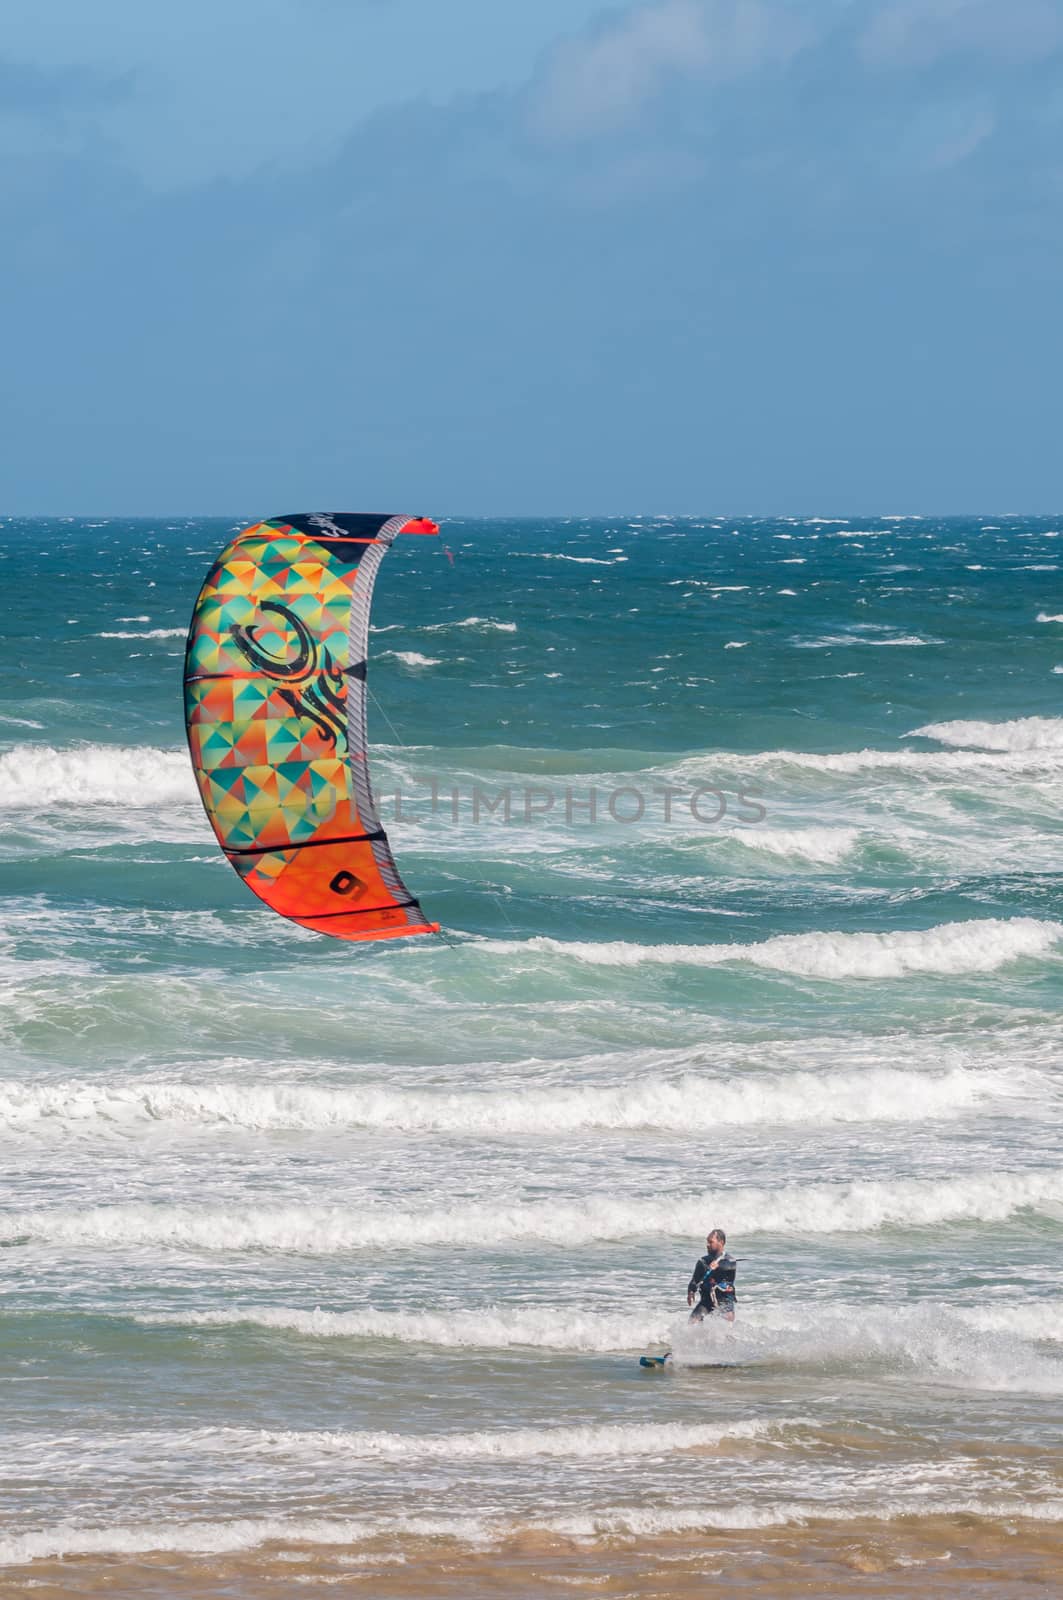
[184,512,440,943]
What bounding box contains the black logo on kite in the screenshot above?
[231,600,347,748]
[329,869,367,899]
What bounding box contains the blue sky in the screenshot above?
[2,0,1061,513]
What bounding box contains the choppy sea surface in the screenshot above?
[1,514,1061,1596]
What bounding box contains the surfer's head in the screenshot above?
[707,1228,726,1252]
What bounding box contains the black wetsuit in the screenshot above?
[688,1251,737,1320]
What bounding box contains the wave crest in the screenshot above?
[497,918,1061,980]
[0,1064,1023,1137]
[8,1169,1062,1253]
[910,717,1063,752]
[0,746,193,808]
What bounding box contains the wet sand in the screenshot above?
[7,1517,1063,1599]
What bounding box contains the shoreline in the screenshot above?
[6,1514,1063,1598]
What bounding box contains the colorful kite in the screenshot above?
[184,512,440,943]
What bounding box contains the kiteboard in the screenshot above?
[638,1351,741,1370]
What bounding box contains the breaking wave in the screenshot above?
[721,825,860,865]
[422,617,517,633]
[4,1419,772,1485]
[8,1169,1062,1253]
[535,554,617,564]
[133,1296,1063,1371]
[0,746,194,808]
[7,735,1059,819]
[0,1064,1026,1138]
[494,917,1061,979]
[378,651,442,668]
[794,633,938,649]
[669,1301,1063,1394]
[3,1496,1062,1566]
[137,1303,669,1352]
[675,744,1063,780]
[96,628,185,640]
[910,717,1063,752]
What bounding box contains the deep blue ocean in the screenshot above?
[1,514,1061,1590]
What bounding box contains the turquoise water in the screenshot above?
[1,514,1061,1573]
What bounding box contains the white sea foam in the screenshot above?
[8,1417,768,1473]
[378,651,442,668]
[138,1303,669,1351]
[97,628,185,639]
[499,917,1061,980]
[794,633,938,649]
[675,743,1063,779]
[909,717,1063,752]
[963,1303,1063,1343]
[8,735,1056,819]
[422,617,517,633]
[0,1064,1017,1138]
[135,1294,1063,1366]
[10,1169,1063,1253]
[537,554,615,564]
[1036,612,1063,622]
[722,825,860,865]
[0,745,194,808]
[671,1300,1063,1394]
[3,1497,1062,1566]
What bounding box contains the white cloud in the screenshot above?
[893,96,997,170]
[528,0,809,140]
[922,100,996,167]
[0,0,611,187]
[862,0,1063,69]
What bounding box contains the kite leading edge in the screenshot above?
[184,512,441,943]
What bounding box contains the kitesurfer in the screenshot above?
[687,1228,737,1322]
